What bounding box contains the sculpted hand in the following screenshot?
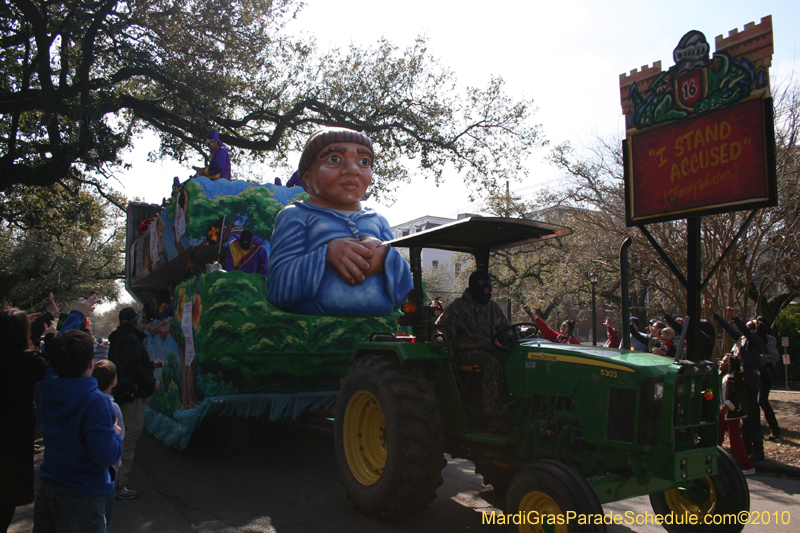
[358,237,387,276]
[327,238,372,284]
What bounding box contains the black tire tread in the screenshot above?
[505,460,606,533]
[334,353,446,521]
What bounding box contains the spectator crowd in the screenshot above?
[1,293,162,533]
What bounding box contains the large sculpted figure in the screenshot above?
[267,128,412,315]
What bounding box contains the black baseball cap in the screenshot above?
[119,307,140,324]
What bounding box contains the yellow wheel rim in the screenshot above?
[664,477,717,518]
[517,491,567,533]
[343,390,387,486]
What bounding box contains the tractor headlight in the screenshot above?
[653,382,664,401]
[639,378,664,445]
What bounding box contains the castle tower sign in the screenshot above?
[620,16,777,225]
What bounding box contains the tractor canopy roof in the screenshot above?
[385,216,572,268]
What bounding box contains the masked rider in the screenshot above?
[434,271,512,430]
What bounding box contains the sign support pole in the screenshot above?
[785,345,789,391]
[686,217,702,361]
[620,238,632,351]
[783,337,790,390]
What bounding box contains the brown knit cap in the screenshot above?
[297,127,374,188]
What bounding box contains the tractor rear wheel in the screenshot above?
[649,446,749,533]
[505,460,606,533]
[334,353,446,520]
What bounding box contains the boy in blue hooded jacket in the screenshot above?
[34,295,124,533]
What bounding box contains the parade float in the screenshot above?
[126,176,406,449]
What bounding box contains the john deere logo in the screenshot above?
[677,385,686,396]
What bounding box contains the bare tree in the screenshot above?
[544,82,800,330]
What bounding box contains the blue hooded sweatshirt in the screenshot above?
[37,310,123,494]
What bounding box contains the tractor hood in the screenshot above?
[520,341,678,368]
[506,341,676,400]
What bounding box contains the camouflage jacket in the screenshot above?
[434,290,512,353]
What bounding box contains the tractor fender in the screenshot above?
[354,341,449,363]
[351,342,469,436]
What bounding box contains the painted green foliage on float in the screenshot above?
[161,270,408,405]
[132,176,307,282]
[173,178,308,244]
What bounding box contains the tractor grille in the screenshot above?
[671,363,718,445]
[608,388,636,442]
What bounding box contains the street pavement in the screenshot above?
[10,419,800,532]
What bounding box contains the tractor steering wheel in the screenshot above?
[492,322,539,348]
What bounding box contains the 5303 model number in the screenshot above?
[600,369,618,378]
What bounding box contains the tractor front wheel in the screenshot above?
[649,446,750,533]
[505,460,606,533]
[334,353,446,520]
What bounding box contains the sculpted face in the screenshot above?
[303,142,372,210]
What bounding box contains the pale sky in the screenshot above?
[115,0,800,227]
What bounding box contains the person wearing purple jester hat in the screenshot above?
[192,130,231,181]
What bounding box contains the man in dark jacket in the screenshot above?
[107,307,163,500]
[434,271,512,431]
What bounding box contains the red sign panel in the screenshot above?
[627,98,772,224]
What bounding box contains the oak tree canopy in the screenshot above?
[0,0,545,204]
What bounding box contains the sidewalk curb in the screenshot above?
[753,459,800,478]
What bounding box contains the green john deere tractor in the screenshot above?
[333,216,749,533]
